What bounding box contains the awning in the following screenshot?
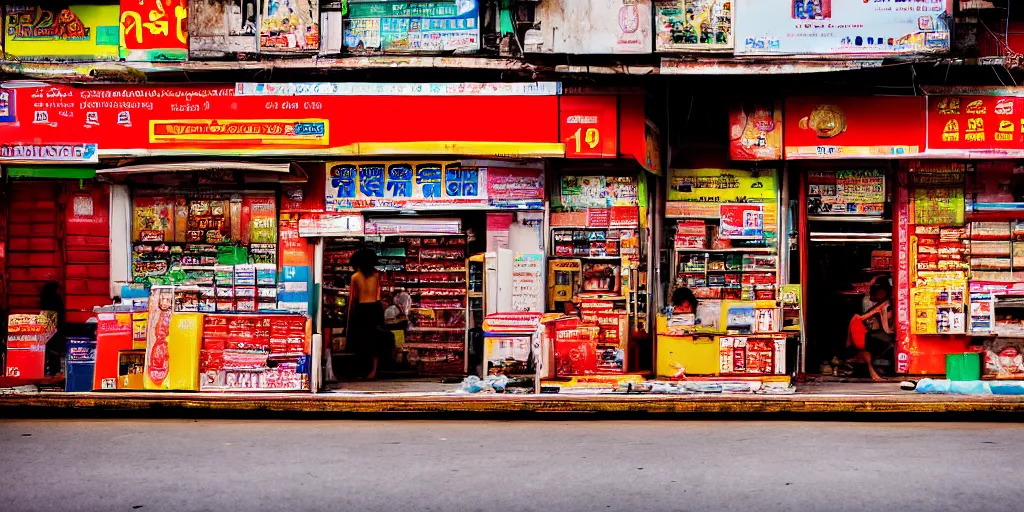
[97,161,292,175]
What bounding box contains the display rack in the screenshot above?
[377,235,469,376]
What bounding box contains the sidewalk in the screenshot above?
[2,382,1024,415]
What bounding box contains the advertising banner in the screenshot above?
[655,0,732,52]
[119,0,188,61]
[325,162,544,211]
[3,4,121,60]
[0,82,562,157]
[525,0,651,54]
[784,96,926,159]
[344,0,479,53]
[666,168,776,203]
[927,95,1024,156]
[729,101,782,160]
[187,0,259,56]
[806,169,886,216]
[734,0,952,56]
[259,0,318,52]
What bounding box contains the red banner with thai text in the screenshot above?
[927,95,1024,156]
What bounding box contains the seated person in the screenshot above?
[846,280,894,381]
[671,287,699,315]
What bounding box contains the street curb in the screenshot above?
[3,393,1024,416]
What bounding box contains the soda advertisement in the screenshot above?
[655,0,733,52]
[3,4,121,60]
[344,0,479,53]
[734,0,952,56]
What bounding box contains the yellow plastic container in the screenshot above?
[657,335,720,377]
[144,313,203,391]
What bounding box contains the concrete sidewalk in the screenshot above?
[2,382,1024,415]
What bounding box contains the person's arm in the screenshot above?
[881,302,894,334]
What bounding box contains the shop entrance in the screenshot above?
[321,211,543,389]
[800,167,894,376]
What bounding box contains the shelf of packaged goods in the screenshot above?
[555,255,622,260]
[807,215,890,223]
[410,307,466,311]
[268,352,306,359]
[414,292,468,298]
[407,327,466,333]
[403,268,468,273]
[322,286,349,292]
[403,342,465,350]
[675,247,776,253]
[698,268,777,273]
[467,292,484,298]
[393,282,468,287]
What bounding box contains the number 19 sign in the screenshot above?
[560,95,618,158]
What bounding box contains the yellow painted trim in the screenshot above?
[354,141,566,158]
[99,142,566,159]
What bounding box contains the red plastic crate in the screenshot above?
[66,295,109,311]
[6,251,58,267]
[7,281,43,296]
[65,236,109,249]
[65,279,109,295]
[65,250,108,265]
[65,265,109,279]
[8,267,59,281]
[8,224,57,237]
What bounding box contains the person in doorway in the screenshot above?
[347,248,385,380]
[670,287,699,315]
[845,279,894,382]
[40,281,66,376]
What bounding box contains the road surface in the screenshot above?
[1,419,1020,512]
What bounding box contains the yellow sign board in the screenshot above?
[667,168,777,203]
[3,4,120,60]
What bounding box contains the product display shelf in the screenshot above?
[377,235,469,376]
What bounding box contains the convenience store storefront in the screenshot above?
[0,81,666,393]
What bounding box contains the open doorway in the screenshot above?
[801,167,895,377]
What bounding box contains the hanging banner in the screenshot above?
[729,101,782,160]
[734,0,952,56]
[3,4,121,60]
[655,0,733,52]
[119,0,189,61]
[0,83,562,157]
[784,96,926,159]
[326,162,544,211]
[927,95,1024,156]
[344,0,479,53]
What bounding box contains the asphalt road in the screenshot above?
[1,419,1021,512]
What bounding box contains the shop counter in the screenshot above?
[656,315,788,378]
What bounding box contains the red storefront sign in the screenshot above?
[120,0,188,51]
[927,95,1024,156]
[784,96,925,159]
[559,95,618,158]
[0,83,563,157]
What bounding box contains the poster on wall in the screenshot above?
[558,175,639,210]
[729,101,782,160]
[120,0,189,61]
[806,169,886,216]
[3,4,121,60]
[326,162,544,210]
[511,254,544,313]
[784,96,926,159]
[655,0,732,52]
[719,203,763,240]
[524,0,651,54]
[188,0,259,57]
[734,0,952,56]
[259,0,318,52]
[344,0,479,53]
